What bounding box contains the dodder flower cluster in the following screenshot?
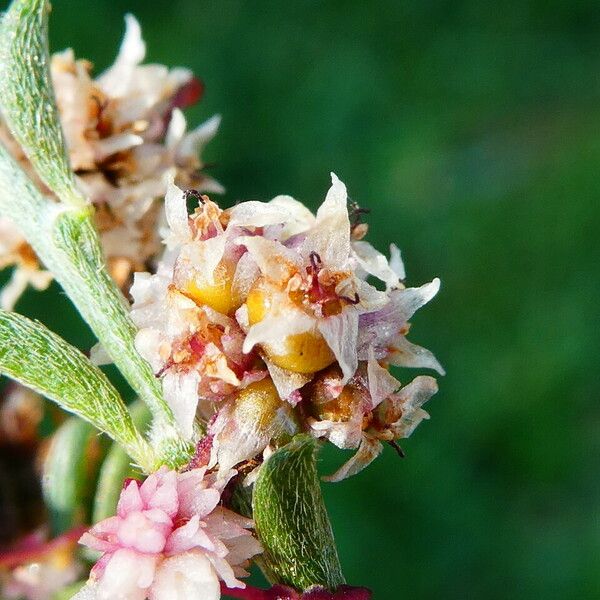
[0,15,220,308]
[131,174,443,481]
[75,467,261,599]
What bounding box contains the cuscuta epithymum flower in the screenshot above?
[131,174,443,481]
[73,466,261,600]
[0,14,221,308]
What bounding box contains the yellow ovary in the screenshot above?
[235,378,283,426]
[246,284,336,374]
[184,260,241,315]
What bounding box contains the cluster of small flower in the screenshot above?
[0,15,220,309]
[131,173,443,483]
[0,12,442,600]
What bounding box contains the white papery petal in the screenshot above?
[309,410,363,450]
[177,114,222,161]
[163,179,191,248]
[232,252,260,303]
[268,195,315,239]
[237,235,302,280]
[210,399,296,474]
[303,173,351,270]
[265,359,312,403]
[390,375,438,438]
[206,555,245,589]
[0,269,30,311]
[150,552,220,600]
[197,176,226,195]
[393,278,441,323]
[176,235,227,286]
[389,243,406,281]
[243,309,314,355]
[323,435,383,483]
[318,309,359,383]
[352,240,400,289]
[228,201,290,228]
[367,350,401,408]
[90,343,113,366]
[387,335,445,375]
[97,14,146,96]
[166,108,187,149]
[162,371,200,439]
[94,133,143,161]
[357,278,441,359]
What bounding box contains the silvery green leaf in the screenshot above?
[42,417,97,534]
[0,0,85,207]
[51,209,177,431]
[0,310,154,470]
[0,143,187,467]
[253,435,345,591]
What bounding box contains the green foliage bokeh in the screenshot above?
[3,0,600,597]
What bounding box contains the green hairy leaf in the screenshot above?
[0,142,183,458]
[0,0,85,207]
[52,210,176,429]
[253,435,345,591]
[0,310,154,470]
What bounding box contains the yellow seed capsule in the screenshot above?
[235,377,283,426]
[184,260,241,315]
[246,284,336,374]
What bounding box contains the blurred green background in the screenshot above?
[3,0,600,597]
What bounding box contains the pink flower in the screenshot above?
[75,467,261,600]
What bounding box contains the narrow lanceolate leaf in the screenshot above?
[0,143,185,465]
[42,417,96,535]
[52,210,176,431]
[0,0,85,207]
[253,435,345,592]
[0,310,154,471]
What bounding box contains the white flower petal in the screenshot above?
[236,235,302,280]
[367,350,401,408]
[387,335,445,375]
[393,278,441,323]
[323,435,383,482]
[90,343,113,367]
[166,108,187,149]
[317,309,359,383]
[94,133,143,161]
[72,583,99,600]
[352,240,400,289]
[175,235,227,286]
[151,552,220,600]
[303,173,351,270]
[228,201,290,228]
[97,14,146,96]
[162,371,200,439]
[268,195,315,239]
[163,180,191,248]
[389,243,406,281]
[389,375,438,438]
[265,359,312,403]
[178,114,222,161]
[243,309,314,355]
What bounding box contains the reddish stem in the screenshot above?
[0,526,86,568]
